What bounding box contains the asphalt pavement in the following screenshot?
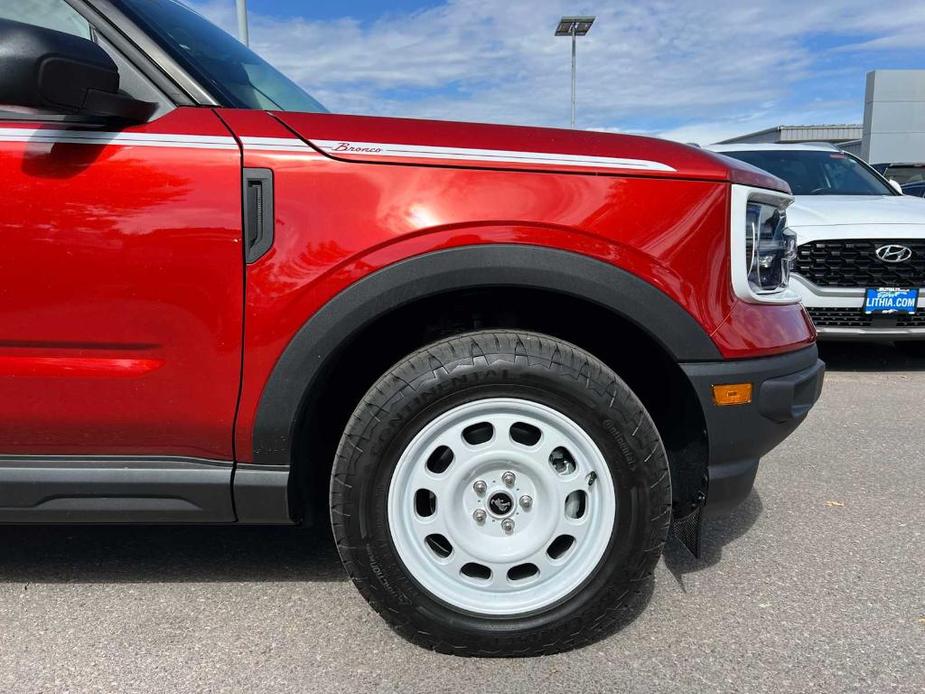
[0,342,922,693]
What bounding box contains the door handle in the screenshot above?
[243,168,274,263]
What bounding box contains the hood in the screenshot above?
[273,112,788,191]
[788,194,925,228]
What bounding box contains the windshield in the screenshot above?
[115,0,327,112]
[722,150,894,196]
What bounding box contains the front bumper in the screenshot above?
[681,345,825,516]
[809,317,925,341]
[792,268,925,341]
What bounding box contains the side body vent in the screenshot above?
[243,167,274,263]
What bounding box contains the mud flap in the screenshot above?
[671,492,705,557]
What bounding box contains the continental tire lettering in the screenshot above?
[603,418,637,470]
[367,546,410,605]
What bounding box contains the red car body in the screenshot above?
[0,2,822,536]
[0,106,813,457]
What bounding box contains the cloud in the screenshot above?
[835,33,925,52]
[188,0,924,143]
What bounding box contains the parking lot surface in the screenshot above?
[0,343,922,694]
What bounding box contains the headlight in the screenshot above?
[744,202,796,294]
[730,185,799,304]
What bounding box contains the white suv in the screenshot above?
[709,143,925,346]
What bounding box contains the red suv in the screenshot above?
[0,1,823,656]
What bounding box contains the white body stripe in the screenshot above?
[0,128,675,172]
[239,136,314,153]
[310,139,676,172]
[0,127,238,149]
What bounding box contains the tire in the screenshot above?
[330,330,671,656]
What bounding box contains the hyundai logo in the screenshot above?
[875,244,913,263]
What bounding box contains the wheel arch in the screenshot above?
[247,244,718,521]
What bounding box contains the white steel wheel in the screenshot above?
[388,397,617,616]
[331,330,671,656]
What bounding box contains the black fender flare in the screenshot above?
[251,244,721,465]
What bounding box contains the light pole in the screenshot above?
[555,16,595,128]
[236,0,249,46]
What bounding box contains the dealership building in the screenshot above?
[719,70,925,166]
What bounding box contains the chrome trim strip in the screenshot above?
[792,274,867,298]
[816,326,925,338]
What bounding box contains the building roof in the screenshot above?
[718,124,863,145]
[708,143,842,153]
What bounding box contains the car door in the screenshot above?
[0,3,244,519]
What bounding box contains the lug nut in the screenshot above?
[501,471,516,487]
[519,495,533,510]
[501,518,515,534]
[473,480,487,496]
[473,508,487,524]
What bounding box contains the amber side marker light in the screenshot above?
[712,383,753,406]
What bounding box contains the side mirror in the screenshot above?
[889,179,904,195]
[0,18,155,123]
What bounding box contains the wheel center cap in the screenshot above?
[487,491,514,517]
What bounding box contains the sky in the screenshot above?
[190,0,925,144]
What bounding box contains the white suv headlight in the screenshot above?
[730,184,799,304]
